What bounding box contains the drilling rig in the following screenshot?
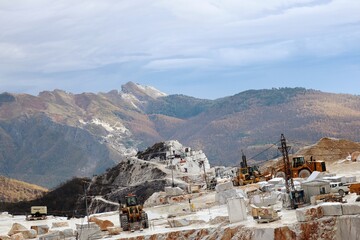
[278,134,305,209]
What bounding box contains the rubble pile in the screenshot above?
[296,137,360,163]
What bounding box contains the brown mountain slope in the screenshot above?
[0,87,162,187]
[171,89,360,165]
[1,85,360,187]
[0,175,47,202]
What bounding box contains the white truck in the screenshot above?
[26,206,47,220]
[329,182,349,196]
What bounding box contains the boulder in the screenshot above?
[227,197,247,223]
[253,192,278,207]
[164,187,184,196]
[107,227,121,235]
[216,189,243,204]
[215,181,233,193]
[8,224,27,236]
[30,225,49,235]
[319,202,343,216]
[51,222,69,228]
[168,218,191,227]
[208,216,228,225]
[10,233,24,240]
[75,223,103,240]
[14,230,36,239]
[89,217,114,231]
[342,203,360,215]
[296,205,324,222]
[144,191,167,207]
[0,236,11,240]
[351,151,360,162]
[59,229,76,238]
[38,231,61,240]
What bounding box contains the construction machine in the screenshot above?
[232,151,266,186]
[26,206,47,221]
[278,134,305,209]
[274,156,326,179]
[349,182,360,195]
[119,194,149,231]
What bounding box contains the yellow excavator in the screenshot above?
[119,193,149,231]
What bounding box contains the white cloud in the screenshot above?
[144,58,211,70]
[216,42,292,66]
[0,0,359,93]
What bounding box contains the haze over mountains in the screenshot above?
[1,82,360,188]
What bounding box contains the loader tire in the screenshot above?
[239,179,244,186]
[299,169,311,179]
[338,189,345,197]
[120,214,129,231]
[275,171,286,179]
[141,212,149,229]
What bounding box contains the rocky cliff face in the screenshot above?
[116,215,359,240]
[87,158,169,213]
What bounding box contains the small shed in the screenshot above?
[301,180,331,203]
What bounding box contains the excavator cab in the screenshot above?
[292,157,305,168]
[241,168,249,175]
[125,195,138,207]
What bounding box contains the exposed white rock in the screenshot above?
[216,189,245,205]
[51,222,69,228]
[135,84,167,98]
[38,231,61,240]
[165,187,184,196]
[78,117,137,158]
[254,228,274,240]
[336,215,360,240]
[107,227,121,235]
[7,224,27,236]
[226,197,247,223]
[342,203,360,215]
[295,205,324,222]
[59,229,76,238]
[120,93,141,109]
[30,225,49,235]
[319,202,343,216]
[10,233,24,240]
[75,223,103,240]
[15,230,36,239]
[164,140,211,174]
[144,191,167,207]
[215,181,233,193]
[167,218,191,228]
[252,191,280,207]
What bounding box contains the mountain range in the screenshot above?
[1,82,360,188]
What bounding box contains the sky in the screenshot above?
[0,0,359,99]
